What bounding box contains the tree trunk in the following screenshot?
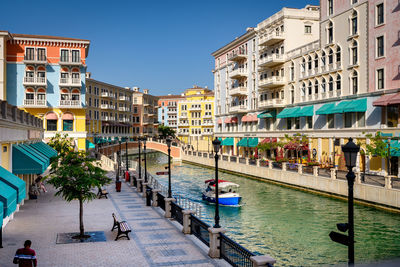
[79,197,84,237]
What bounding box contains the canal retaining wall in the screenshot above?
[182,152,400,211]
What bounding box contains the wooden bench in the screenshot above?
[97,188,108,199]
[111,213,131,241]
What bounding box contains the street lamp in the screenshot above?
[329,137,359,265]
[387,137,391,176]
[137,137,142,187]
[166,136,172,198]
[143,136,147,183]
[212,137,221,229]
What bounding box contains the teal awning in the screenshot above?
[222,137,234,146]
[121,137,127,142]
[0,180,17,218]
[297,106,314,117]
[331,101,353,113]
[0,166,26,204]
[86,140,95,149]
[0,202,3,226]
[343,98,367,113]
[30,143,54,159]
[19,144,49,166]
[258,110,276,119]
[248,138,259,148]
[31,142,57,158]
[277,107,301,118]
[237,138,249,147]
[12,145,47,174]
[114,137,119,141]
[316,103,336,115]
[381,133,393,137]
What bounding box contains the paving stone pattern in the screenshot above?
[0,172,227,267]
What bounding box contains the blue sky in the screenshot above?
[2,0,319,95]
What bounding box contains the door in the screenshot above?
[390,156,398,176]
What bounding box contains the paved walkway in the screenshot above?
[0,172,227,267]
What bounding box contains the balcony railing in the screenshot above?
[59,78,82,87]
[202,122,214,126]
[178,132,189,135]
[101,116,113,121]
[101,104,111,109]
[258,98,284,108]
[228,50,247,61]
[101,92,112,98]
[179,122,189,126]
[23,55,47,64]
[119,95,128,101]
[189,106,202,111]
[59,100,81,107]
[229,86,247,96]
[59,56,82,65]
[118,107,128,112]
[23,99,47,107]
[258,54,286,68]
[229,105,247,113]
[229,68,248,79]
[23,77,47,86]
[202,132,213,135]
[259,76,286,89]
[259,31,285,46]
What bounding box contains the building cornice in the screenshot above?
[211,29,256,57]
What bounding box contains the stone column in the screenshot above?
[137,179,143,192]
[256,159,260,167]
[208,227,226,258]
[313,166,319,177]
[164,198,175,218]
[385,176,393,189]
[250,255,276,267]
[298,164,303,174]
[142,183,148,198]
[330,168,336,180]
[355,171,362,184]
[182,210,194,234]
[269,161,273,169]
[282,162,287,171]
[152,189,160,207]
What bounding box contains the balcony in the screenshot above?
[189,106,202,111]
[203,114,212,118]
[23,77,47,87]
[23,99,47,107]
[202,131,213,136]
[258,99,284,108]
[59,57,83,66]
[118,107,128,112]
[202,121,214,126]
[180,114,188,119]
[119,117,130,123]
[229,86,247,96]
[101,92,112,98]
[229,105,247,113]
[167,109,177,114]
[259,76,286,89]
[259,31,285,46]
[179,122,189,126]
[229,68,248,79]
[178,132,189,136]
[143,102,151,106]
[23,55,47,65]
[59,78,82,87]
[258,54,286,68]
[119,95,128,101]
[228,50,247,62]
[59,100,81,107]
[101,104,112,109]
[101,116,113,121]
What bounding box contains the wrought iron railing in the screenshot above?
[157,192,165,211]
[230,156,237,162]
[286,163,298,172]
[249,159,256,166]
[170,201,184,225]
[223,155,229,161]
[190,214,210,246]
[239,157,246,164]
[193,152,197,156]
[220,233,256,267]
[272,162,282,169]
[260,160,269,167]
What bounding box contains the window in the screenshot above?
[328,49,333,64]
[329,77,334,91]
[308,56,312,70]
[357,112,365,127]
[352,71,358,94]
[352,41,358,65]
[314,54,319,68]
[321,78,326,93]
[336,74,341,91]
[287,118,292,130]
[305,25,312,34]
[294,117,300,129]
[328,0,333,15]
[321,51,326,66]
[60,49,69,62]
[344,113,353,128]
[376,3,384,25]
[47,120,57,131]
[290,63,294,81]
[314,80,319,94]
[25,48,34,60]
[377,36,384,57]
[336,46,341,62]
[377,69,384,89]
[308,82,312,95]
[351,11,358,35]
[63,120,73,131]
[37,48,46,61]
[327,22,333,43]
[327,114,335,128]
[387,106,399,127]
[352,0,358,4]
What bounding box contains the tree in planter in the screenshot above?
[257,141,280,160]
[364,132,397,174]
[47,136,111,239]
[280,133,309,162]
[48,133,74,160]
[158,125,176,139]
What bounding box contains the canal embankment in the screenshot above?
[182,151,400,212]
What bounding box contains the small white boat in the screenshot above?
[202,179,241,206]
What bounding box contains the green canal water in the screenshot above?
[140,152,400,266]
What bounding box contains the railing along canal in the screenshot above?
[220,233,258,267]
[190,214,210,246]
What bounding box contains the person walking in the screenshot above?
[13,240,37,267]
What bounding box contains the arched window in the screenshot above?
[321,78,326,93]
[62,112,74,131]
[336,74,341,90]
[328,49,334,64]
[37,66,46,81]
[301,58,306,72]
[60,67,69,80]
[24,88,35,105]
[308,81,312,95]
[71,89,80,105]
[37,88,46,105]
[314,54,319,68]
[290,62,295,80]
[314,79,319,94]
[46,112,58,131]
[351,40,358,65]
[321,51,326,66]
[61,89,70,100]
[71,68,80,84]
[351,11,358,35]
[307,56,312,70]
[291,85,295,104]
[329,76,334,91]
[352,71,358,94]
[301,83,306,96]
[328,21,333,43]
[336,46,341,63]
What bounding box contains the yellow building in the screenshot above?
[177,86,214,151]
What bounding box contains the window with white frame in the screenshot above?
[377,69,384,89]
[305,25,312,34]
[328,0,333,15]
[352,71,358,94]
[351,41,358,65]
[376,36,385,57]
[351,11,358,35]
[376,3,384,25]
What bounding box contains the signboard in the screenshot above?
[156,171,168,175]
[329,231,349,246]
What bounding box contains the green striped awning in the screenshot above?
[0,166,26,204]
[0,202,3,225]
[248,138,259,148]
[19,144,49,166]
[343,98,367,113]
[31,142,57,158]
[0,180,17,218]
[12,145,47,174]
[316,103,336,115]
[86,140,95,149]
[277,107,301,118]
[237,138,249,147]
[331,101,353,113]
[222,137,234,146]
[297,106,314,117]
[258,110,276,119]
[30,143,54,159]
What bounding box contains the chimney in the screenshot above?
[85,72,91,79]
[143,89,149,94]
[132,87,139,92]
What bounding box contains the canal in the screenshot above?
[138,152,400,266]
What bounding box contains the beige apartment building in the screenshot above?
[132,88,159,137]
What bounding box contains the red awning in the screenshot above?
[388,93,400,105]
[373,94,394,106]
[249,114,258,122]
[242,114,258,122]
[231,117,238,123]
[260,137,277,144]
[242,115,249,122]
[46,112,58,120]
[224,117,231,123]
[62,113,74,120]
[217,118,222,124]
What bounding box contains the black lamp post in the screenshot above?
[387,137,391,176]
[329,137,359,265]
[212,137,221,229]
[166,136,172,198]
[125,137,129,173]
[138,137,142,184]
[143,137,147,183]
